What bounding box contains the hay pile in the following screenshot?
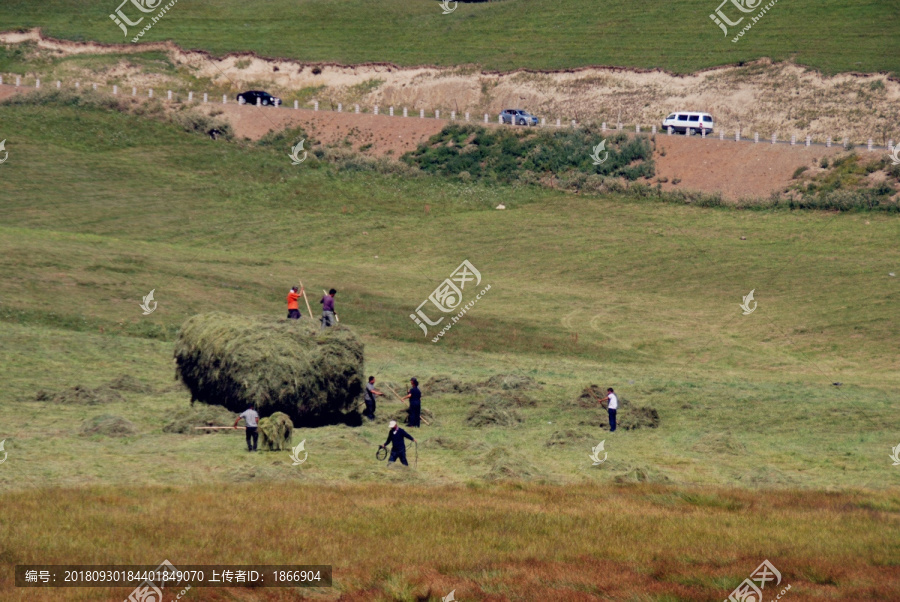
[545,429,593,447]
[389,406,435,425]
[163,405,237,434]
[258,412,294,451]
[423,375,479,395]
[479,373,541,391]
[482,446,541,481]
[80,414,137,437]
[35,385,124,405]
[174,313,364,427]
[613,465,670,484]
[580,406,659,431]
[466,397,523,427]
[107,374,154,394]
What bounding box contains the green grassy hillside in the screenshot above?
[0,0,897,75]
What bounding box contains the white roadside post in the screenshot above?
[435,110,440,119]
[484,113,489,124]
[736,129,740,142]
[421,109,425,118]
[57,80,61,89]
[355,104,359,114]
[35,78,40,88]
[92,83,97,90]
[636,124,641,133]
[15,76,20,87]
[338,103,342,112]
[389,106,393,116]
[167,90,172,100]
[188,91,193,102]
[572,119,577,128]
[223,94,227,104]
[75,82,80,89]
[652,125,657,135]
[771,133,776,144]
[867,139,873,151]
[374,106,379,115]
[541,117,546,127]
[204,93,208,103]
[556,118,561,127]
[843,137,849,149]
[132,86,137,96]
[113,85,118,95]
[602,122,607,132]
[294,100,298,110]
[806,135,811,147]
[754,132,759,143]
[149,88,153,98]
[403,107,408,117]
[466,112,470,122]
[791,134,796,146]
[314,101,319,111]
[719,130,724,140]
[450,111,455,120]
[826,136,832,148]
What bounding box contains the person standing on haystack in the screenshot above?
[287,285,304,320]
[597,387,619,432]
[400,377,422,427]
[320,288,337,329]
[233,402,260,451]
[380,420,416,466]
[364,376,384,421]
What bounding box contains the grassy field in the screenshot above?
[0,95,899,599]
[0,0,897,75]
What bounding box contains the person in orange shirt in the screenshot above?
[287,285,304,319]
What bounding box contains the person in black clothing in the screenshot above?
[380,420,416,466]
[401,377,421,427]
[363,376,384,421]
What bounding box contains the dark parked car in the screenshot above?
[500,109,539,126]
[236,90,281,106]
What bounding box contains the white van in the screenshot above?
[661,112,715,135]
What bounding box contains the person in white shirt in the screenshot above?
[233,403,260,451]
[598,388,619,432]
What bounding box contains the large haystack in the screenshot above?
[174,313,364,427]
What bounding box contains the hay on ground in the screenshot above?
[482,446,541,481]
[613,465,670,484]
[422,375,478,395]
[479,373,541,391]
[579,405,659,431]
[495,391,537,407]
[545,429,593,447]
[174,313,364,427]
[466,398,523,427]
[107,374,154,394]
[389,406,435,425]
[35,385,124,405]
[691,432,746,455]
[80,414,137,437]
[575,385,632,409]
[258,411,294,451]
[163,405,238,434]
